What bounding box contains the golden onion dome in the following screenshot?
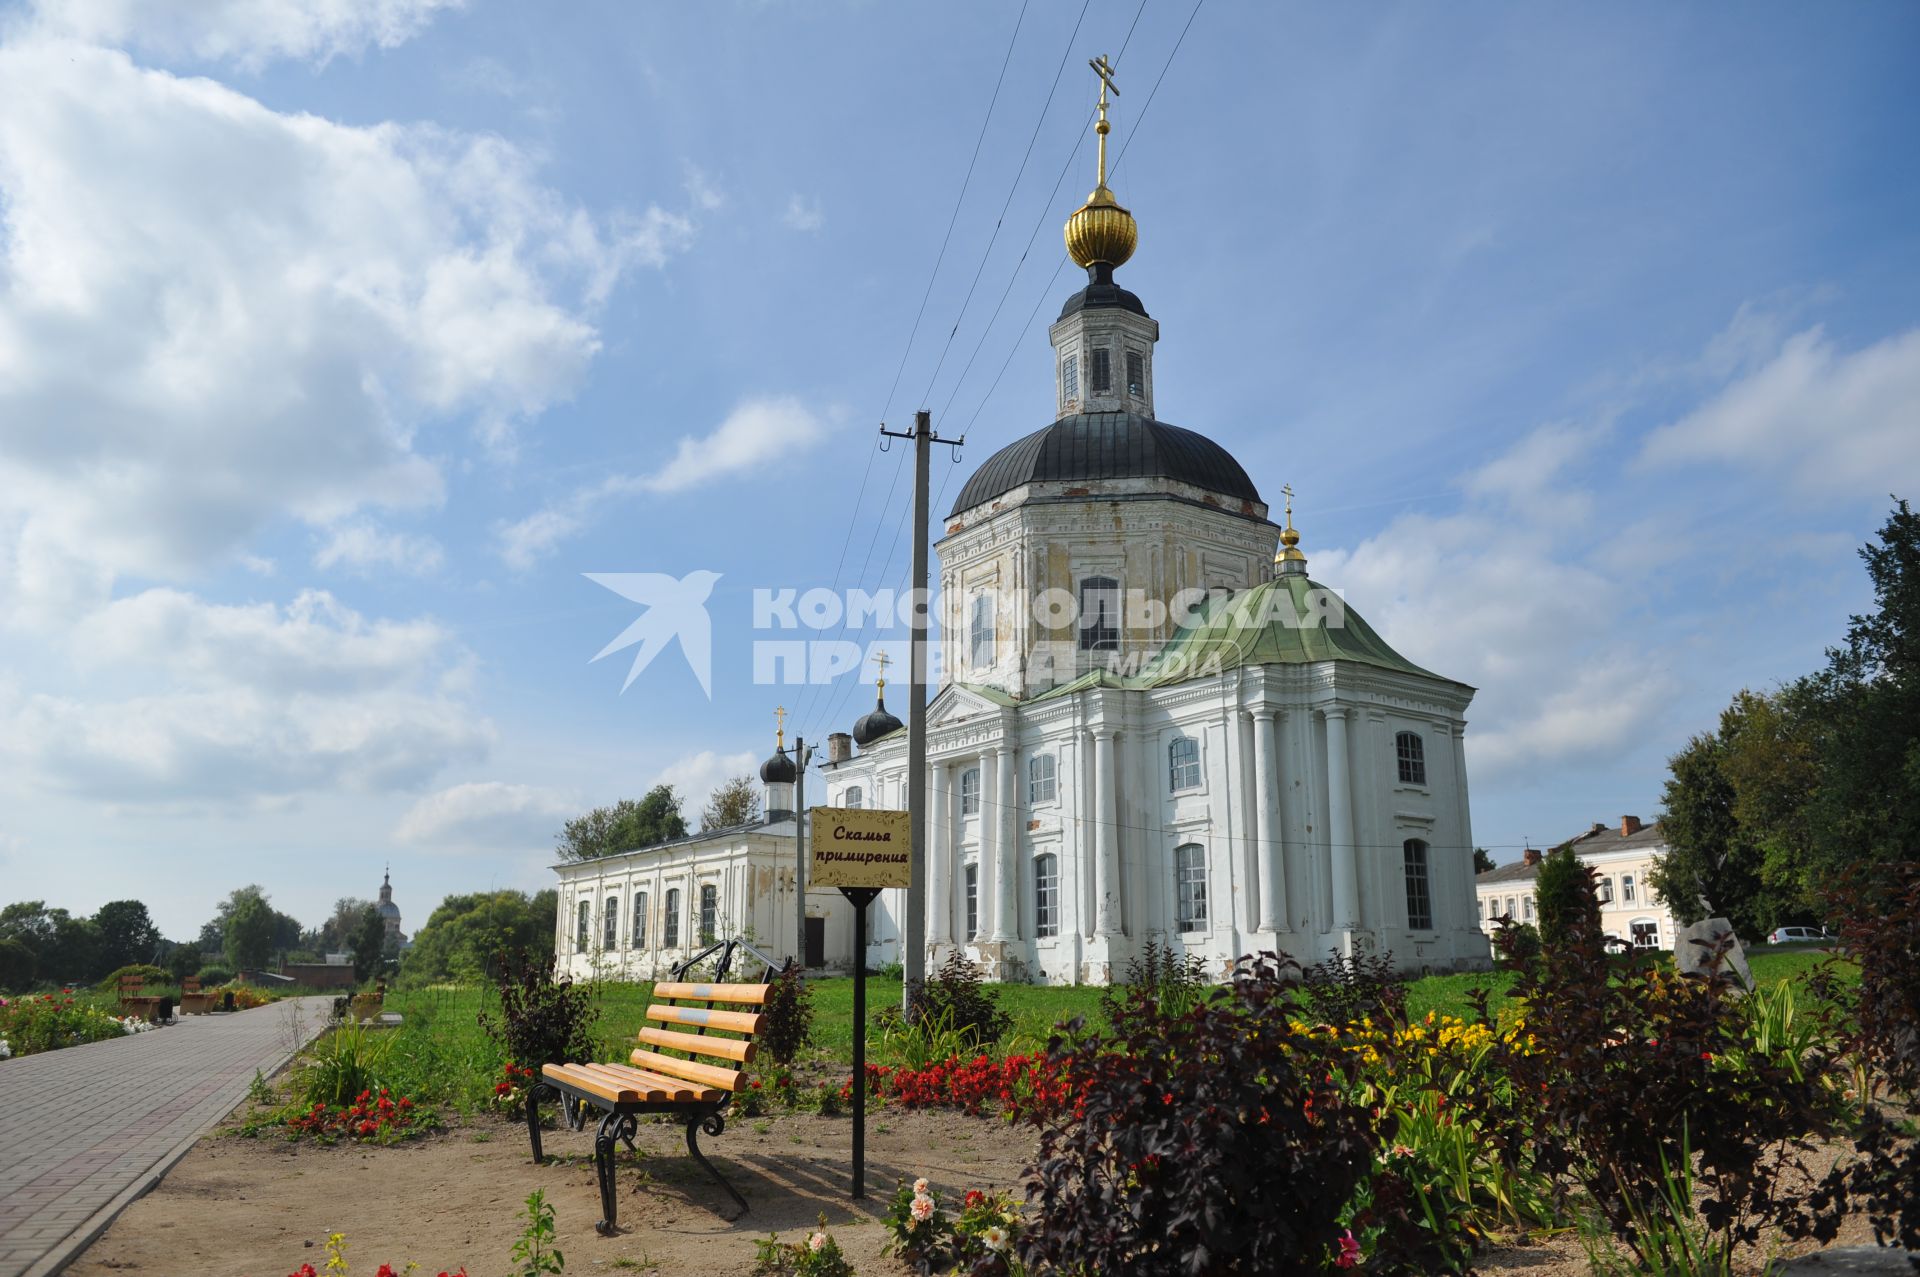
[1065,183,1138,270]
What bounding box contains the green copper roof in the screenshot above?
[1131,574,1462,688]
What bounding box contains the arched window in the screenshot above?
[1168,735,1201,791]
[633,890,647,949]
[604,895,620,950]
[1175,843,1207,932]
[969,593,995,668]
[1403,839,1433,931]
[1027,753,1056,803]
[1621,873,1636,903]
[664,888,681,948]
[1034,853,1060,937]
[1522,895,1534,922]
[965,864,979,940]
[1396,731,1427,785]
[960,767,981,815]
[576,899,591,952]
[844,785,864,809]
[699,884,718,944]
[1078,576,1120,651]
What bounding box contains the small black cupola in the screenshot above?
[851,658,904,749]
[761,708,797,819]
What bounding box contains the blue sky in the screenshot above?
[0,0,1914,939]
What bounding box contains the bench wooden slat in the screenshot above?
[628,1047,746,1093]
[573,1061,716,1103]
[653,981,772,1006]
[646,1004,764,1035]
[542,1063,642,1104]
[637,1025,757,1064]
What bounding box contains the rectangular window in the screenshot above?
[1061,353,1079,402]
[1027,753,1056,804]
[1079,576,1120,651]
[633,891,647,948]
[1622,874,1636,903]
[1090,347,1111,394]
[699,884,718,944]
[576,899,590,952]
[1403,839,1433,931]
[965,864,979,940]
[1631,920,1659,949]
[1126,350,1144,397]
[1476,896,1484,923]
[664,888,680,948]
[604,896,619,950]
[1522,895,1534,921]
[960,768,981,815]
[1168,736,1202,791]
[1034,854,1059,938]
[1396,731,1427,786]
[969,592,995,668]
[1175,843,1207,932]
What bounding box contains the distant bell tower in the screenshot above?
[377,866,402,943]
[1051,53,1158,420]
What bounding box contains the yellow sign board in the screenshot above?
[809,807,912,889]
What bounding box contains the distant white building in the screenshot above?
[1475,817,1679,950]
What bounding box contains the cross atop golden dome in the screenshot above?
[1276,484,1308,573]
[1064,54,1138,272]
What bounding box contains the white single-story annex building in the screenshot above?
[553,110,1493,984]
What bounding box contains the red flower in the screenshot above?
[965,1190,985,1209]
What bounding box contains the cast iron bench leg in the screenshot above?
[592,1109,639,1236]
[525,1082,546,1164]
[685,1109,748,1217]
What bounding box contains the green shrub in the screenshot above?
[195,965,233,987]
[301,1022,394,1107]
[905,952,1009,1048]
[1102,935,1211,1023]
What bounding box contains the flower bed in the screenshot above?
[0,993,160,1058]
[246,1087,437,1144]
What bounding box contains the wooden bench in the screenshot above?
[116,974,169,1023]
[178,977,215,1015]
[528,981,767,1232]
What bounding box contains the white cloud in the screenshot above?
[394,780,576,848]
[1640,325,1920,494]
[0,38,697,619]
[2,588,492,803]
[22,0,465,71]
[653,750,759,818]
[496,396,828,568]
[783,194,824,232]
[315,522,445,576]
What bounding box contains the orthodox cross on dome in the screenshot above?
[871,649,892,693]
[774,704,787,748]
[1276,483,1307,569]
[1282,483,1295,525]
[1089,54,1120,187]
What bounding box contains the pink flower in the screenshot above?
[808,1231,828,1253]
[913,1176,930,1195]
[1335,1229,1361,1268]
[910,1194,934,1222]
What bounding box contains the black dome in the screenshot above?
[851,694,904,748]
[1058,262,1148,319]
[759,749,796,784]
[948,412,1262,517]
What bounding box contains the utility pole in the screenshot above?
[792,735,813,966]
[879,409,963,1009]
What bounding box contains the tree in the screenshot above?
[164,942,203,984]
[701,775,762,830]
[0,900,56,952]
[0,937,36,991]
[1535,844,1601,952]
[1473,848,1496,875]
[556,786,688,861]
[224,893,276,973]
[398,889,557,985]
[1649,724,1774,938]
[318,897,374,953]
[349,906,387,983]
[92,900,161,973]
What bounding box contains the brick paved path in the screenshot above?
[0,996,334,1277]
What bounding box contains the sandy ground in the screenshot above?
[66,1106,1882,1277]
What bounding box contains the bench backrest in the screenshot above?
[118,974,144,994]
[183,977,201,994]
[630,982,771,1094]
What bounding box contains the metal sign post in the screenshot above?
[840,883,880,1199]
[809,805,911,1200]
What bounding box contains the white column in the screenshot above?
[929,762,953,944]
[1093,727,1121,935]
[1325,707,1358,931]
[1451,724,1474,933]
[980,746,1001,940]
[994,744,1020,941]
[1254,709,1284,932]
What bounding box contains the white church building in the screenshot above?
[553,83,1492,984]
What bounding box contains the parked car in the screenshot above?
[1765,926,1833,944]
